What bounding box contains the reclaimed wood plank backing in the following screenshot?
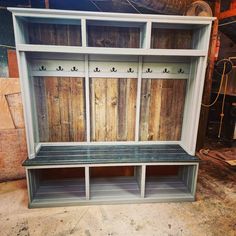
[28,23,81,46]
[151,28,193,49]
[87,26,140,48]
[34,77,86,142]
[139,79,186,141]
[33,77,49,142]
[90,78,137,141]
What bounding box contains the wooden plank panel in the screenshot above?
[90,78,137,141]
[87,26,140,48]
[70,78,86,141]
[148,80,162,140]
[58,78,71,142]
[90,78,107,141]
[159,80,174,140]
[28,23,81,46]
[139,79,151,141]
[34,77,85,142]
[117,79,127,140]
[44,77,61,142]
[140,79,186,141]
[126,79,137,141]
[151,28,192,49]
[33,77,49,141]
[106,79,118,141]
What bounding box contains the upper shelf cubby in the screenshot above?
[151,23,209,50]
[87,20,145,48]
[17,17,82,46]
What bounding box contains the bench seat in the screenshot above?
[23,144,199,166]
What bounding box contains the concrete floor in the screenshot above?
[0,158,235,236]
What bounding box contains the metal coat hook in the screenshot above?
[163,68,170,73]
[146,68,152,73]
[178,68,184,74]
[56,66,64,71]
[94,67,100,72]
[110,67,117,72]
[39,65,46,71]
[127,68,134,73]
[71,66,78,72]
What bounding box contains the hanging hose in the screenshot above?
[218,74,229,138]
[201,60,232,138]
[201,62,226,108]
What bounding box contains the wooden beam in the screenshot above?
[196,0,220,150]
[219,8,236,19]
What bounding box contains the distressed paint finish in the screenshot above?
[140,79,186,141]
[90,78,137,141]
[34,77,86,142]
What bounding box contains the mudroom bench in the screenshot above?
[23,144,199,208]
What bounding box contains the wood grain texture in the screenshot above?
[151,28,193,49]
[34,77,86,142]
[28,23,81,46]
[140,79,186,141]
[87,26,140,48]
[90,78,137,141]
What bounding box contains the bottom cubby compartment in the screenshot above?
[90,166,142,201]
[145,165,197,200]
[28,167,86,205]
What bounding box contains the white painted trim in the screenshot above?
[81,18,87,47]
[26,162,198,170]
[84,55,91,142]
[8,7,215,23]
[144,21,152,49]
[85,166,90,200]
[35,143,42,154]
[39,141,181,146]
[17,44,208,56]
[135,56,143,141]
[141,165,146,198]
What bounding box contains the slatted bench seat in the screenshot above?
[24,144,199,208]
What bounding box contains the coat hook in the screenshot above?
[94,67,100,72]
[39,65,46,71]
[56,66,63,71]
[110,67,117,72]
[163,68,170,73]
[127,68,134,73]
[146,68,152,73]
[71,66,78,72]
[178,68,184,74]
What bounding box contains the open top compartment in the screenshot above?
[28,167,86,205]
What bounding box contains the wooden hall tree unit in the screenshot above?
[9,8,214,208]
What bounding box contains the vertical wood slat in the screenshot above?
[135,56,143,141]
[139,79,186,141]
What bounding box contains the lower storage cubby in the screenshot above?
[28,168,86,206]
[145,165,197,200]
[90,166,142,201]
